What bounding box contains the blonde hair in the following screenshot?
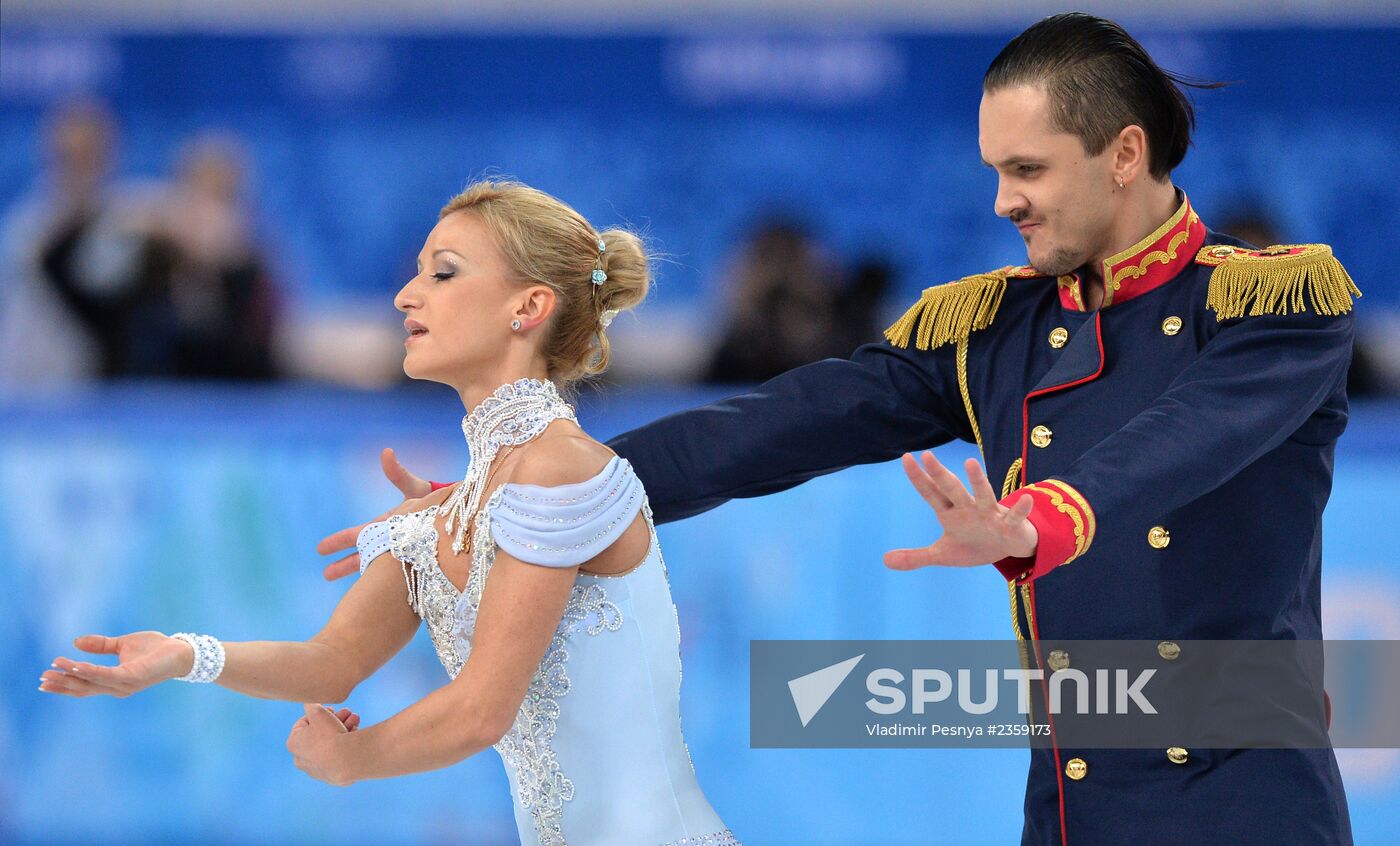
[440,180,650,384]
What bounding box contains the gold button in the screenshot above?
[1047,649,1071,672]
[1147,526,1171,549]
[1210,245,1235,258]
[1157,641,1181,661]
[1031,425,1053,448]
[1167,747,1189,765]
[1161,316,1182,336]
[1065,757,1088,780]
[1048,327,1069,349]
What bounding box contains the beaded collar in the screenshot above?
[442,378,576,553]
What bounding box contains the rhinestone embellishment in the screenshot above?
[442,378,576,553]
[170,633,225,683]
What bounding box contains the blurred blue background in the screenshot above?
[3,1,1399,844]
[3,27,1399,319]
[3,388,1399,845]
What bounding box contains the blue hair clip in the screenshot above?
[592,237,608,284]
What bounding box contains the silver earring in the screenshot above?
[510,319,522,331]
[1116,178,1126,189]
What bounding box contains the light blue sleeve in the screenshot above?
[488,455,645,568]
[356,520,393,575]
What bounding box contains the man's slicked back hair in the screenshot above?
[984,12,1223,180]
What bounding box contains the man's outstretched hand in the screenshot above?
[316,447,433,581]
[882,451,1037,571]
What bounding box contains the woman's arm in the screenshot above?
[41,549,420,704]
[317,548,578,782]
[296,435,615,784]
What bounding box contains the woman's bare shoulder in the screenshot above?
[503,422,615,489]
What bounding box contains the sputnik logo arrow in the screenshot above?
[787,654,865,727]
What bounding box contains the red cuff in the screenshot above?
[429,480,451,492]
[992,479,1096,583]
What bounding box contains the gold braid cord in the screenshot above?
[1000,458,1023,499]
[955,338,983,458]
[1004,458,1027,643]
[884,268,1010,350]
[1199,243,1361,321]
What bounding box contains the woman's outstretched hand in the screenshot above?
[316,447,433,581]
[882,451,1038,571]
[40,632,192,698]
[287,703,358,786]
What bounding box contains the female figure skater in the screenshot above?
[39,181,739,846]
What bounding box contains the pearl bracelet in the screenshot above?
[170,632,226,683]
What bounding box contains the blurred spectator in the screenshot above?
[0,108,281,386]
[0,100,165,386]
[704,220,880,383]
[833,256,894,354]
[1217,210,1281,251]
[152,135,280,379]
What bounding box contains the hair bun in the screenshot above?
[438,180,651,384]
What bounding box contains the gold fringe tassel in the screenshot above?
[1205,244,1361,321]
[884,269,1009,350]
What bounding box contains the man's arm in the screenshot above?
[607,340,974,523]
[318,300,981,573]
[316,448,433,581]
[995,306,1353,582]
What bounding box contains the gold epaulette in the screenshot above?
[885,266,1031,350]
[1198,243,1361,321]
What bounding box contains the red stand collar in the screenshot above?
[1057,195,1207,312]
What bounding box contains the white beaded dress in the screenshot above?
[355,379,738,846]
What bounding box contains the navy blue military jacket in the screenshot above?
[607,195,1360,846]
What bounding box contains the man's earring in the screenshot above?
[511,319,522,331]
[1116,177,1126,190]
